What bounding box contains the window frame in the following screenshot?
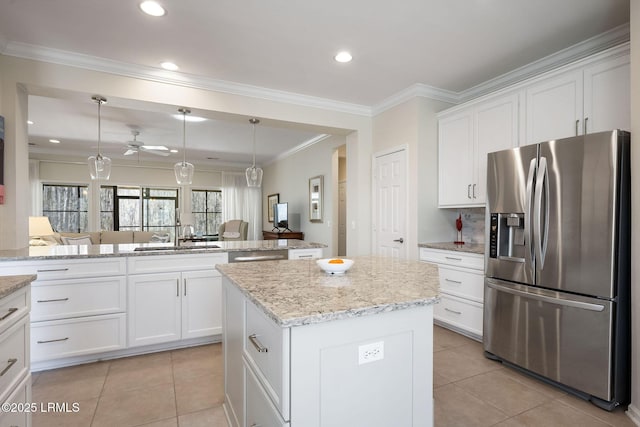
[191,188,223,236]
[41,183,89,233]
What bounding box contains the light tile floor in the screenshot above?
[31,326,635,426]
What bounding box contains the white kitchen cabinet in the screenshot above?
[524,52,630,145]
[127,254,226,347]
[420,248,484,340]
[438,93,519,207]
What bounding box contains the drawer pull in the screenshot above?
[445,308,462,315]
[37,298,69,303]
[0,308,18,321]
[298,254,313,258]
[250,424,261,427]
[0,358,17,377]
[37,268,69,273]
[248,334,269,353]
[444,278,462,284]
[445,256,462,261]
[37,337,69,344]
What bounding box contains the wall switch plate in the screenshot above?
[358,341,384,365]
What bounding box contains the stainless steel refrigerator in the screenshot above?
[483,130,630,410]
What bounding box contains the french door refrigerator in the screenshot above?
[483,130,630,410]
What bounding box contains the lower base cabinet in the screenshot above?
[0,374,32,427]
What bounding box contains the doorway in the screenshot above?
[373,147,407,258]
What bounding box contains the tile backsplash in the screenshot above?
[445,207,485,244]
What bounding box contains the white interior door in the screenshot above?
[374,149,407,258]
[338,180,347,256]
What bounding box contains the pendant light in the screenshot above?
[88,95,111,180]
[174,107,194,185]
[245,118,263,187]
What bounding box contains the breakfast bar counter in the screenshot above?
[219,256,439,427]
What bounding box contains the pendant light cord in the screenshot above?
[97,99,102,156]
[249,118,260,168]
[178,107,190,166]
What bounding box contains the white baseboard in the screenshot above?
[627,404,640,426]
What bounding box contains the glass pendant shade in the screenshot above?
[246,118,263,187]
[174,108,194,185]
[88,95,111,180]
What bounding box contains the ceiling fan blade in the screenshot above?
[140,145,169,151]
[124,149,137,156]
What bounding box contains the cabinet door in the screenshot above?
[438,111,474,207]
[474,93,519,203]
[223,278,246,427]
[182,270,222,339]
[525,69,583,145]
[583,54,630,133]
[128,272,181,347]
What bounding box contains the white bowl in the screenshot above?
[316,258,354,275]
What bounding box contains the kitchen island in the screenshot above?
[217,256,439,427]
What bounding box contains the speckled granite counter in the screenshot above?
[0,239,326,261]
[217,255,440,327]
[419,241,484,255]
[0,274,36,299]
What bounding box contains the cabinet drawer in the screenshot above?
[0,374,31,427]
[420,248,484,270]
[0,314,29,404]
[128,253,228,274]
[434,294,483,338]
[0,258,126,280]
[246,363,288,427]
[31,313,126,362]
[244,301,290,419]
[288,248,323,260]
[0,286,30,335]
[438,266,484,303]
[31,276,126,322]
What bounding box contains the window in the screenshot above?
[42,184,89,232]
[100,186,178,239]
[191,189,222,235]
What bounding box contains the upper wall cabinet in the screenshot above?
[438,93,519,207]
[524,53,630,145]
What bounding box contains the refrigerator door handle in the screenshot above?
[486,280,605,312]
[525,158,536,273]
[534,156,550,269]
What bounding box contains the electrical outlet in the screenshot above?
[358,341,384,365]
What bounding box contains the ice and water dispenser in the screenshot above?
[489,213,526,260]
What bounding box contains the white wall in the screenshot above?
[628,2,639,425]
[262,134,347,255]
[372,97,453,259]
[0,55,373,251]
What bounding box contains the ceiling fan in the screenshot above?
[123,130,170,157]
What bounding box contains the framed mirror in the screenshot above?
[309,175,323,222]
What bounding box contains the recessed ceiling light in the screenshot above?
[49,139,60,144]
[170,149,179,153]
[139,1,166,17]
[27,120,34,125]
[161,61,179,71]
[172,114,206,122]
[334,51,353,63]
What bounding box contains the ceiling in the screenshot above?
[0,0,630,166]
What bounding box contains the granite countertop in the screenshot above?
[217,255,440,328]
[0,239,326,261]
[419,242,485,255]
[0,274,36,299]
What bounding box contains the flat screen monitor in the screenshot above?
[274,202,288,229]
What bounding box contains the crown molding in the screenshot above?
[265,134,332,166]
[457,23,630,103]
[2,42,372,117]
[371,83,459,116]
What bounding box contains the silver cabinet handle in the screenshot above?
[176,279,179,297]
[0,358,17,377]
[37,298,69,303]
[298,254,313,258]
[37,268,69,273]
[393,238,404,243]
[0,308,18,321]
[584,117,588,134]
[467,184,471,199]
[445,256,462,261]
[248,334,268,353]
[37,337,69,344]
[472,183,476,199]
[250,424,261,427]
[444,307,462,315]
[575,119,579,136]
[184,278,187,296]
[444,278,462,284]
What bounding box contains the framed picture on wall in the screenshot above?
[267,193,279,222]
[309,175,323,222]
